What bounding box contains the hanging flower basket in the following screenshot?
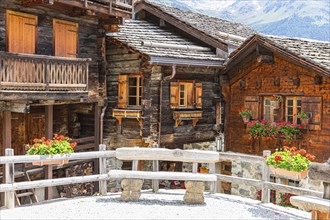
[32,160,69,166]
[270,166,307,181]
[270,100,280,109]
[241,115,250,123]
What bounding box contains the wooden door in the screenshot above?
[6,10,37,54]
[53,19,78,58]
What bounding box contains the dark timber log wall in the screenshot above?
[104,43,220,149]
[0,0,101,101]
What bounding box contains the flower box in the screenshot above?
[32,160,69,166]
[270,166,307,180]
[270,100,280,109]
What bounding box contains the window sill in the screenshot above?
[112,108,143,127]
[173,110,202,127]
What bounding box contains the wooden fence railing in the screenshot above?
[0,147,323,209]
[0,52,90,91]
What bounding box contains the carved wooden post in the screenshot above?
[152,143,159,193]
[261,150,271,203]
[99,144,107,196]
[5,148,15,209]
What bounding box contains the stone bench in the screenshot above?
[290,159,330,220]
[108,170,217,204]
[108,147,219,204]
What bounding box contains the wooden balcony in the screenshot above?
[0,52,90,100]
[22,0,133,19]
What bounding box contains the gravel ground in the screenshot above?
[0,189,309,220]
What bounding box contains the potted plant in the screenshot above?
[266,146,315,180]
[26,134,77,166]
[239,108,252,123]
[270,95,282,109]
[297,110,309,127]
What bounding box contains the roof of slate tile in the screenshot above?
[265,35,330,72]
[141,0,257,47]
[106,19,224,62]
[229,34,330,74]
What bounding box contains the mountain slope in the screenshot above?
[151,0,330,41]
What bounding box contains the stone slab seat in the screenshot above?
[108,170,217,204]
[290,196,330,214]
[108,170,217,182]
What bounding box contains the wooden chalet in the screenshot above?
[0,0,132,201]
[222,34,330,162]
[103,0,256,172]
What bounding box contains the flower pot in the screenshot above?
[32,160,69,166]
[241,115,250,123]
[270,100,280,109]
[270,166,307,180]
[300,118,309,127]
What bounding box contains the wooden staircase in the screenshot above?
[15,171,38,206]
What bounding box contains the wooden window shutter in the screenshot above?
[244,96,259,120]
[301,97,322,130]
[186,82,194,108]
[195,82,202,108]
[170,81,179,108]
[53,19,78,58]
[6,10,37,54]
[118,75,128,108]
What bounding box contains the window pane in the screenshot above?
[297,98,302,106]
[265,99,270,105]
[180,99,185,106]
[288,99,293,106]
[129,77,137,86]
[288,116,293,122]
[129,87,137,96]
[288,107,293,115]
[129,97,136,105]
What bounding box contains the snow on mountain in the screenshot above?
[150,0,330,41]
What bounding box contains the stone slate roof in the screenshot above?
[264,35,330,73]
[142,0,257,47]
[107,19,224,62]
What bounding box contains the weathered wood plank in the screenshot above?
[108,170,217,182]
[115,147,219,163]
[0,151,116,164]
[0,174,108,193]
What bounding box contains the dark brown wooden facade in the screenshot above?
[223,36,330,163]
[104,44,222,150]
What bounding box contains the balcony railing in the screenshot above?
[0,52,90,92]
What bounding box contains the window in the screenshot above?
[53,19,78,58]
[117,75,143,108]
[286,97,302,124]
[263,98,277,122]
[128,76,142,106]
[170,81,202,109]
[6,10,37,54]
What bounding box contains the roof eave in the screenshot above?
[149,56,224,68]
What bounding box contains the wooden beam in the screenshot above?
[54,0,131,19]
[93,105,101,192]
[108,170,217,182]
[0,101,30,113]
[45,106,53,200]
[2,111,11,150]
[115,147,219,163]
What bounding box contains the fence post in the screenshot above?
[5,148,15,209]
[261,150,271,203]
[208,145,217,194]
[99,144,107,196]
[152,143,159,193]
[132,146,139,171]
